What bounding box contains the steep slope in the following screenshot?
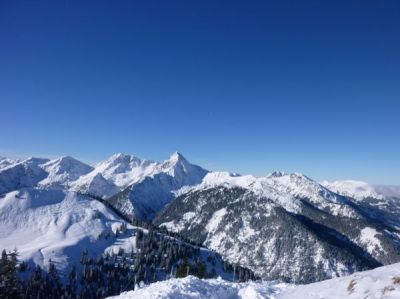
[69,172,120,197]
[107,153,208,221]
[0,157,49,195]
[110,263,400,299]
[155,172,400,283]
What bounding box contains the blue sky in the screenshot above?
[0,0,399,184]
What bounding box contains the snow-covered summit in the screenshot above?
[90,153,158,188]
[104,152,209,221]
[157,152,208,185]
[38,156,94,188]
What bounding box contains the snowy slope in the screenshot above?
[110,263,400,299]
[0,188,132,272]
[279,262,400,299]
[69,172,120,197]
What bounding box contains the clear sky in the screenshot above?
[0,1,399,184]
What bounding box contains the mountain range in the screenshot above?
[0,153,399,285]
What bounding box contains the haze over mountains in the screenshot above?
[0,152,399,286]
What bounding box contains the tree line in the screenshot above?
[0,225,256,298]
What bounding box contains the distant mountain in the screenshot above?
[321,180,381,200]
[39,156,94,188]
[154,172,400,283]
[0,157,20,170]
[107,152,208,221]
[322,180,400,229]
[0,157,49,194]
[0,153,208,218]
[0,156,93,194]
[321,180,400,201]
[73,153,158,192]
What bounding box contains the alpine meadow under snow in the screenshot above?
[0,153,399,298]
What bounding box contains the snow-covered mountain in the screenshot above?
[321,180,384,200]
[38,156,94,188]
[0,156,20,170]
[0,156,94,194]
[154,172,400,283]
[70,172,120,198]
[322,180,400,229]
[106,152,208,221]
[0,157,49,194]
[0,152,208,218]
[110,262,400,299]
[73,153,158,192]
[0,152,208,275]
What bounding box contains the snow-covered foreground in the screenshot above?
[280,262,400,299]
[110,262,400,299]
[109,276,291,299]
